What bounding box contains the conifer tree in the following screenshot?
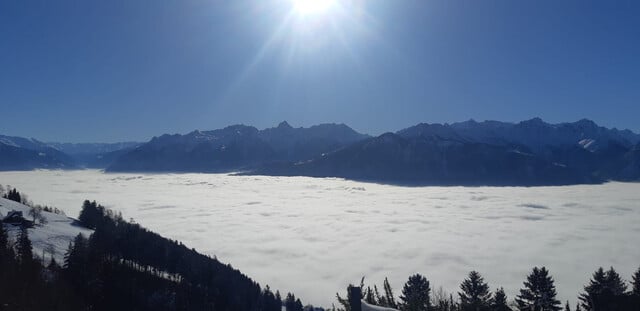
[564,301,570,311]
[579,267,628,310]
[284,292,304,311]
[286,293,296,311]
[78,200,105,229]
[399,273,431,311]
[336,284,360,311]
[295,298,304,311]
[459,271,492,311]
[0,225,8,258]
[276,290,283,308]
[492,287,511,311]
[515,267,562,311]
[0,225,9,275]
[384,277,398,308]
[64,233,90,285]
[632,266,640,296]
[16,226,33,265]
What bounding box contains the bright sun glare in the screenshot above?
[291,0,336,15]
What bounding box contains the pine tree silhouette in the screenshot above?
[579,267,628,310]
[459,271,492,311]
[492,287,511,311]
[400,273,431,311]
[515,267,562,311]
[632,267,640,296]
[16,226,33,265]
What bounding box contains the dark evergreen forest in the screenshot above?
[0,199,295,311]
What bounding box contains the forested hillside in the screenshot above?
[0,192,298,311]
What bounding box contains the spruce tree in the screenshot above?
[262,286,281,311]
[515,267,562,311]
[632,266,640,296]
[459,271,492,311]
[336,284,359,311]
[0,225,9,274]
[64,233,90,284]
[399,273,431,311]
[78,200,105,229]
[579,267,628,310]
[0,225,8,258]
[284,293,304,311]
[276,290,282,309]
[564,301,570,311]
[6,188,22,203]
[492,287,511,311]
[16,226,33,264]
[285,293,296,311]
[295,298,303,311]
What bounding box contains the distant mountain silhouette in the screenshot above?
[4,119,640,185]
[399,118,640,152]
[106,122,368,172]
[395,118,640,182]
[47,141,141,168]
[250,133,598,186]
[0,135,76,170]
[0,136,139,170]
[47,141,140,156]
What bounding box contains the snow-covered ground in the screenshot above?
[0,169,638,307]
[0,197,93,264]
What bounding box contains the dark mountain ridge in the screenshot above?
[242,118,640,185]
[106,122,368,173]
[251,132,597,186]
[0,135,139,170]
[0,135,76,170]
[3,118,640,186]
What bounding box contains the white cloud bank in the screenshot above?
[0,170,638,307]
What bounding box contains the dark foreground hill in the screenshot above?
[0,195,295,311]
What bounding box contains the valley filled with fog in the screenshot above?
[1,170,638,307]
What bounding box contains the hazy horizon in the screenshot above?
[4,116,640,144]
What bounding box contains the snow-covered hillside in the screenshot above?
[0,198,93,263]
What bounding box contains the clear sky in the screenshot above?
[1,0,639,142]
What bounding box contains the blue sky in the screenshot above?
[1,0,639,142]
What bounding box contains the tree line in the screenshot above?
[334,267,640,311]
[1,186,65,222]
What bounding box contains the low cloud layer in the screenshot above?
[0,170,638,307]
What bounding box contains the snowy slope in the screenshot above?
[362,300,399,311]
[0,198,93,263]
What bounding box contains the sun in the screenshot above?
[291,0,336,15]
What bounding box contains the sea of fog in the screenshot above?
[0,170,638,307]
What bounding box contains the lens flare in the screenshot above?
[291,0,335,15]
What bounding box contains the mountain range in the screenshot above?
[2,118,639,186]
[0,135,139,170]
